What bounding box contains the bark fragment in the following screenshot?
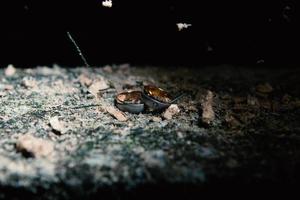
[201,90,215,125]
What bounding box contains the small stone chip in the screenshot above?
[106,106,128,122]
[162,104,180,120]
[5,64,16,77]
[16,133,54,158]
[88,79,110,98]
[201,90,215,125]
[49,116,66,134]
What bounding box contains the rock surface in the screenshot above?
[0,65,299,199]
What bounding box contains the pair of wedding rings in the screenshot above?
[115,85,184,113]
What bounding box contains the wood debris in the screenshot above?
[102,65,113,73]
[0,91,6,97]
[4,84,14,90]
[226,158,239,168]
[247,95,259,106]
[106,106,128,122]
[79,74,93,87]
[201,90,215,125]
[49,116,67,134]
[162,104,180,120]
[186,104,198,112]
[88,79,110,98]
[281,94,292,104]
[4,64,16,77]
[151,116,162,122]
[294,100,300,108]
[225,114,242,129]
[16,133,54,158]
[258,99,272,110]
[233,96,246,104]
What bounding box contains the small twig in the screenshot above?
[67,31,90,68]
[70,104,102,110]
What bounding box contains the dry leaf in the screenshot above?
[16,133,54,158]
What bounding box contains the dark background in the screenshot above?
[0,0,297,67]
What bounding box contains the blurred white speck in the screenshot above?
[282,5,291,22]
[257,59,265,64]
[176,23,192,31]
[207,45,213,52]
[283,14,290,22]
[102,0,112,8]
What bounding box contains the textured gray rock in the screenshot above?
[0,65,299,199]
